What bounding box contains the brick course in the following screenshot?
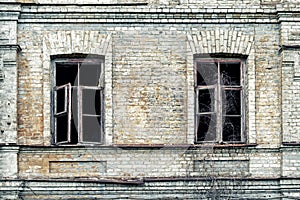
[0,0,300,199]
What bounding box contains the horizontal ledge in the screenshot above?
[282,142,300,146]
[0,2,148,6]
[0,44,22,52]
[1,176,291,184]
[16,22,280,25]
[280,45,300,50]
[0,178,144,185]
[144,176,283,182]
[8,143,259,150]
[294,77,300,82]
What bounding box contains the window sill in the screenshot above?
[51,143,105,147]
[282,142,300,146]
[112,143,258,149]
[191,143,257,148]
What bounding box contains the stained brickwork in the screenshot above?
[0,0,300,199]
[113,31,187,144]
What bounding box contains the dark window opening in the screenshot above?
[197,114,217,141]
[56,62,78,86]
[195,58,245,143]
[53,58,104,145]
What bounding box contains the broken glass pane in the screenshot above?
[79,63,101,86]
[56,114,68,143]
[56,62,78,86]
[70,114,78,144]
[82,116,102,143]
[70,87,79,144]
[222,116,241,142]
[56,88,66,114]
[197,114,217,141]
[82,89,101,116]
[198,89,215,113]
[223,90,241,115]
[220,62,240,86]
[197,62,218,86]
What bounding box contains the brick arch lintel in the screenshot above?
[187,29,254,56]
[43,31,111,57]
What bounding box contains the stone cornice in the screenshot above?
[1,1,299,23]
[18,11,279,24]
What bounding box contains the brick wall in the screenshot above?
[17,23,278,147]
[18,146,282,180]
[0,0,300,199]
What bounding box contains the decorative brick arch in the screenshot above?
[43,31,111,56]
[187,29,254,55]
[186,29,256,144]
[42,31,113,145]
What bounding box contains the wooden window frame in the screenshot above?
[53,83,72,144]
[194,58,246,144]
[51,57,105,145]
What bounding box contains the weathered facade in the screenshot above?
[1,0,300,199]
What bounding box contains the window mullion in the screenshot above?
[217,61,222,142]
[196,89,199,115]
[241,62,245,143]
[195,88,199,142]
[99,62,104,88]
[78,62,83,143]
[100,86,104,143]
[67,83,72,143]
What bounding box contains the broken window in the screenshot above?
[52,57,104,145]
[195,58,245,143]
